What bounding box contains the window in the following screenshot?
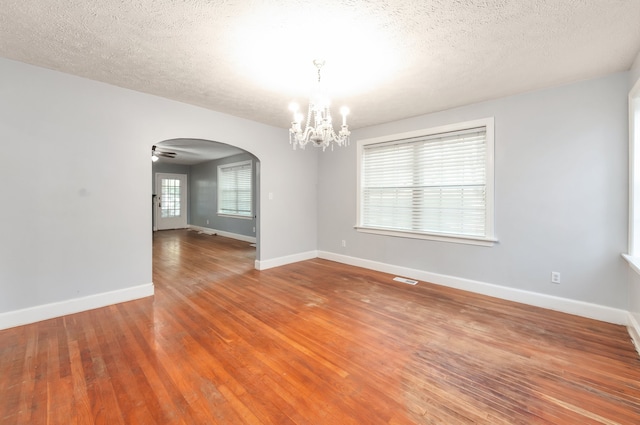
[160,178,181,218]
[356,118,495,245]
[217,160,253,218]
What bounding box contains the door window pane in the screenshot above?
[161,178,181,218]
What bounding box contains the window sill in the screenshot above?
[217,213,253,220]
[355,226,497,247]
[623,254,640,276]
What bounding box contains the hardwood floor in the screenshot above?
[1,229,640,424]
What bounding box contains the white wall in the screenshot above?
[0,58,318,320]
[318,72,629,311]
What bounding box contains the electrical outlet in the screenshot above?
[206,219,209,225]
[551,271,561,284]
[341,240,346,247]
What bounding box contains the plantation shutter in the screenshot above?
[361,127,487,237]
[218,161,252,217]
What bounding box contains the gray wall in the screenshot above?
[190,152,258,238]
[151,156,258,238]
[2,53,636,323]
[0,57,318,315]
[318,72,629,309]
[152,162,190,192]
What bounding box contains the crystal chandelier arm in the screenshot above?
[290,117,318,149]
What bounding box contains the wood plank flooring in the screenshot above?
[1,229,640,424]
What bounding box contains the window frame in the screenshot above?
[217,159,253,219]
[626,77,640,264]
[355,117,496,246]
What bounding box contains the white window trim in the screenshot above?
[217,159,253,219]
[626,77,640,271]
[217,213,254,220]
[355,117,496,246]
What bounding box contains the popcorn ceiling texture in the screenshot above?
[1,0,639,129]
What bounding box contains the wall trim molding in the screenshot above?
[255,250,318,271]
[629,313,640,356]
[188,224,256,243]
[0,283,154,330]
[317,251,628,325]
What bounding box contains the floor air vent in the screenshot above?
[393,277,418,285]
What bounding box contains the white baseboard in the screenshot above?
[188,224,256,244]
[629,313,640,356]
[318,251,628,325]
[0,283,154,330]
[255,250,318,270]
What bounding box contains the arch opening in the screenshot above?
[151,138,261,262]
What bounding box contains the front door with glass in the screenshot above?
[155,173,187,230]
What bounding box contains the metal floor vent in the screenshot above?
[393,277,418,285]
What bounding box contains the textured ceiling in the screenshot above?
[155,138,245,165]
[1,0,640,130]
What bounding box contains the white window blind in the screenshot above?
[359,120,494,243]
[218,160,252,218]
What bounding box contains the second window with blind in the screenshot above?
[356,118,496,246]
[217,160,253,219]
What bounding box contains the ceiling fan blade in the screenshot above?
[152,145,176,153]
[152,145,177,158]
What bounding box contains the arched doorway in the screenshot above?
[151,138,260,262]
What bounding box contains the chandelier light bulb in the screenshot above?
[340,106,350,126]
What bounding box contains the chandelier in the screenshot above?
[288,60,350,151]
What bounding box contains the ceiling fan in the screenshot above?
[151,145,177,161]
